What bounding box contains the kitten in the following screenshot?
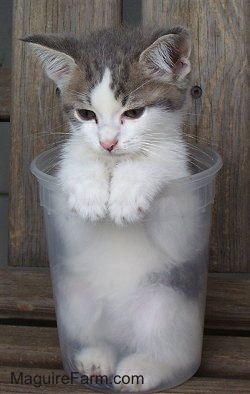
[25,27,204,391]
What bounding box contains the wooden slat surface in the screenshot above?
[9,0,122,267]
[142,0,249,272]
[1,269,250,331]
[0,325,249,378]
[0,269,54,320]
[0,68,11,120]
[199,335,250,379]
[0,326,61,369]
[205,276,250,331]
[0,368,250,394]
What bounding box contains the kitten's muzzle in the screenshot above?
[100,139,118,152]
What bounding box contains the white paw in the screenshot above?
[109,186,150,226]
[66,179,109,221]
[75,346,116,377]
[114,354,163,392]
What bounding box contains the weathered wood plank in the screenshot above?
[0,269,54,320]
[0,325,249,379]
[142,0,249,272]
[1,270,250,331]
[1,368,250,393]
[0,68,11,120]
[199,336,250,379]
[9,0,122,266]
[205,276,250,331]
[0,326,61,369]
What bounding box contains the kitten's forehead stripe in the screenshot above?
[90,68,121,116]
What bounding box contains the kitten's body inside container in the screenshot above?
[27,26,222,391]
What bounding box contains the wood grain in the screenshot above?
[0,325,61,369]
[205,276,250,331]
[9,0,122,266]
[1,269,250,331]
[199,335,250,379]
[0,325,249,378]
[142,0,250,272]
[0,268,54,320]
[0,369,250,394]
[0,68,11,120]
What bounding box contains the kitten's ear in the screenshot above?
[139,28,191,82]
[22,35,78,88]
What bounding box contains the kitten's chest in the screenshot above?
[66,221,164,295]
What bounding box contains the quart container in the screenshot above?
[31,143,222,392]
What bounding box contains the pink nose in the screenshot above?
[100,139,118,152]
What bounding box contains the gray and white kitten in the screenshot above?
[25,27,202,391]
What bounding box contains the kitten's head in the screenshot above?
[23,26,191,157]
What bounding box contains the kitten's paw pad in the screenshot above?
[109,192,150,226]
[66,182,108,221]
[75,346,116,378]
[115,354,161,392]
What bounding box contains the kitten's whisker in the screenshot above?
[123,80,153,100]
[37,99,63,114]
[63,87,90,102]
[188,160,203,170]
[38,122,70,134]
[140,146,166,160]
[187,155,207,167]
[187,148,214,165]
[181,112,200,116]
[183,132,218,146]
[25,131,71,139]
[39,100,62,110]
[143,141,204,170]
[142,137,184,145]
[186,144,214,159]
[63,87,89,97]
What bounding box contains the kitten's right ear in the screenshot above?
[22,35,78,88]
[139,27,191,82]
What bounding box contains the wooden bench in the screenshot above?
[0,268,249,392]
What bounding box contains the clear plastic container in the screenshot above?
[31,143,222,392]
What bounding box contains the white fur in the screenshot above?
[75,345,117,377]
[54,67,203,391]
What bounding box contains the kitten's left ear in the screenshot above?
[139,28,191,82]
[22,35,78,89]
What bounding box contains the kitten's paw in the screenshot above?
[75,345,116,378]
[66,180,109,221]
[109,187,150,226]
[114,354,162,392]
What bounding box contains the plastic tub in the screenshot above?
[31,143,222,392]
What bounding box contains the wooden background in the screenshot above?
[8,0,249,272]
[142,0,249,273]
[9,0,122,266]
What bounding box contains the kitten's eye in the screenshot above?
[123,108,145,119]
[76,109,97,122]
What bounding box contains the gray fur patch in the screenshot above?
[23,26,191,111]
[147,256,207,299]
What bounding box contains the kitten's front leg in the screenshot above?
[58,159,109,221]
[109,160,163,226]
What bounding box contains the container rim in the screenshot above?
[30,143,223,189]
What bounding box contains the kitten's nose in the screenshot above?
[100,139,118,152]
